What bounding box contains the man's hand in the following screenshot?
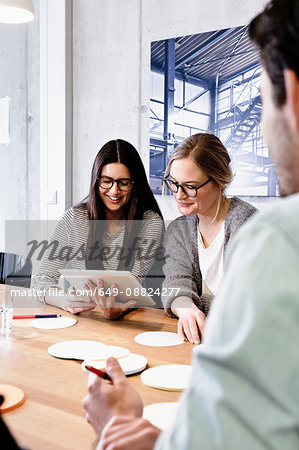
[98,416,161,450]
[83,358,143,437]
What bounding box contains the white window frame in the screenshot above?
[40,0,72,220]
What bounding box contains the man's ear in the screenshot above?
[283,69,299,131]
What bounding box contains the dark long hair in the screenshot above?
[78,139,162,269]
[249,0,299,107]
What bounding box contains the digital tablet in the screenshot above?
[59,269,156,306]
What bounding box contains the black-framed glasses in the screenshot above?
[163,177,212,198]
[98,176,134,191]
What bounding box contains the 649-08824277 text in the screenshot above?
[9,287,181,298]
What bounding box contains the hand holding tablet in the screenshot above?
[64,286,97,315]
[60,270,156,307]
[84,279,137,320]
[45,285,97,315]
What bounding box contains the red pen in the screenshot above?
[13,314,62,319]
[85,365,112,381]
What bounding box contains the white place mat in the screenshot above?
[141,364,192,391]
[143,402,179,430]
[82,353,147,376]
[30,317,77,329]
[48,340,130,360]
[134,331,184,347]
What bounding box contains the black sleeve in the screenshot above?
[0,395,23,450]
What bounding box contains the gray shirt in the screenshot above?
[162,197,257,316]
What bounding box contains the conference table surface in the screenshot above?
[0,285,194,450]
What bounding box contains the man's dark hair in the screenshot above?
[249,0,299,107]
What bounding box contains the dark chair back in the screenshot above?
[0,253,32,288]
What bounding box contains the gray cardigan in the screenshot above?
[162,197,257,317]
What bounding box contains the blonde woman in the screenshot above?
[162,133,257,344]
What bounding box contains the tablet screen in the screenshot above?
[60,269,156,306]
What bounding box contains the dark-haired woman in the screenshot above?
[162,133,257,343]
[32,139,164,319]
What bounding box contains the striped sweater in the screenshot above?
[32,205,164,303]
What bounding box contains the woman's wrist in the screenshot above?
[171,296,194,317]
[44,287,65,308]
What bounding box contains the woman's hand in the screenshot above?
[85,280,137,320]
[64,286,97,314]
[45,286,96,314]
[171,297,205,344]
[83,358,143,437]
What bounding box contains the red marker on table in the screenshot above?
[85,365,112,381]
[13,314,62,319]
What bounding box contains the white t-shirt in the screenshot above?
[197,223,225,296]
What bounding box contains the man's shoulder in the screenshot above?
[232,193,299,248]
[258,193,299,244]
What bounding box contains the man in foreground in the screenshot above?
[83,1,299,448]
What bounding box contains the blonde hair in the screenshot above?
[164,133,233,218]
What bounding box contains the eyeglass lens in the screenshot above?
[98,177,133,191]
[164,178,211,197]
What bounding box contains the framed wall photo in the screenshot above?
[149,26,278,197]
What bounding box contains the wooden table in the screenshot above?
[0,286,193,450]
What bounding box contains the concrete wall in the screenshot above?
[73,0,143,203]
[0,0,40,251]
[0,24,27,234]
[72,0,269,207]
[0,0,270,252]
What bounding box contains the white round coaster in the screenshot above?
[104,346,131,359]
[143,402,179,430]
[48,340,130,360]
[30,317,77,330]
[141,364,192,391]
[48,340,107,360]
[82,353,147,376]
[134,331,184,347]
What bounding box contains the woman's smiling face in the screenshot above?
[98,163,133,215]
[170,158,219,216]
